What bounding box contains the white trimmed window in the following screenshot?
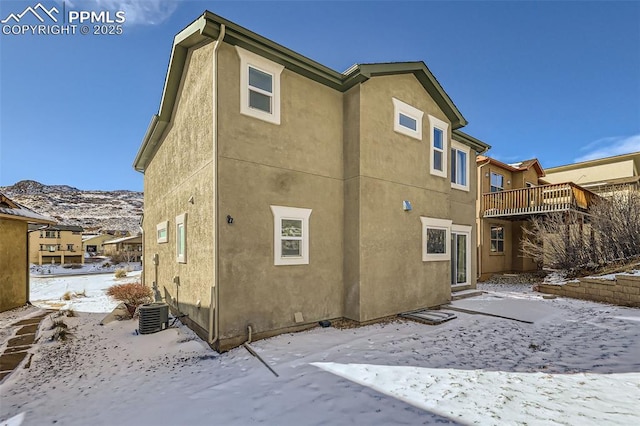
[428,115,449,178]
[490,225,504,253]
[176,213,187,263]
[156,221,168,243]
[236,46,284,125]
[392,98,423,140]
[450,140,470,191]
[420,217,452,261]
[270,205,312,266]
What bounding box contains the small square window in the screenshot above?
[176,214,187,263]
[392,98,423,140]
[156,221,168,244]
[421,217,452,261]
[271,206,312,265]
[427,229,447,254]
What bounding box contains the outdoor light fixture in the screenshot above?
[227,215,234,224]
[485,172,489,177]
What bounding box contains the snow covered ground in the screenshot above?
[30,261,141,277]
[1,278,639,425]
[28,270,141,312]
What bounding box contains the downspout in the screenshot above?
[208,23,226,345]
[477,157,491,279]
[26,227,30,305]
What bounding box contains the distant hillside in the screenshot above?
[0,180,143,234]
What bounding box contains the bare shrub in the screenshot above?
[521,191,640,273]
[114,268,127,278]
[106,282,152,317]
[62,291,72,301]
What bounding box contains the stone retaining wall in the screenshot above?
[538,275,640,307]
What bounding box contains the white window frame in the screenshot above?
[450,140,470,191]
[156,221,168,244]
[428,115,449,178]
[451,224,472,286]
[490,225,505,254]
[392,98,423,140]
[270,205,312,266]
[175,213,187,263]
[420,217,452,262]
[236,46,284,125]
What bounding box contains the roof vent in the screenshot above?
[139,303,169,334]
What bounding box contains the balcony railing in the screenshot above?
[482,182,597,218]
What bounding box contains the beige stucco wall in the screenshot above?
[142,42,215,334]
[215,42,344,343]
[0,219,28,312]
[351,74,469,321]
[28,229,83,265]
[544,160,635,186]
[141,40,483,347]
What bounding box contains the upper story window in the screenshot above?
[450,141,470,191]
[428,115,449,178]
[490,172,504,192]
[44,230,58,238]
[270,205,312,266]
[392,98,423,140]
[236,46,284,125]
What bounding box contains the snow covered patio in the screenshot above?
[1,281,640,425]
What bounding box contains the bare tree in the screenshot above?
[521,190,640,272]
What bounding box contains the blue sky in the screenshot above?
[1,0,639,192]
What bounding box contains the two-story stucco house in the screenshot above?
[134,11,489,351]
[0,193,54,312]
[28,224,84,265]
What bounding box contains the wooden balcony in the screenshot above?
[482,183,597,219]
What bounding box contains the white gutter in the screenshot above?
[208,23,226,346]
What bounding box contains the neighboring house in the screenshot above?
[0,193,54,312]
[476,156,597,279]
[28,224,84,265]
[543,151,640,196]
[133,11,490,351]
[82,233,114,256]
[102,235,142,262]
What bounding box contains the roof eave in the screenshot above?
[452,129,491,154]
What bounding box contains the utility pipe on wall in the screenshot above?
[208,23,226,346]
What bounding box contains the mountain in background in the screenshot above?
[0,180,143,234]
